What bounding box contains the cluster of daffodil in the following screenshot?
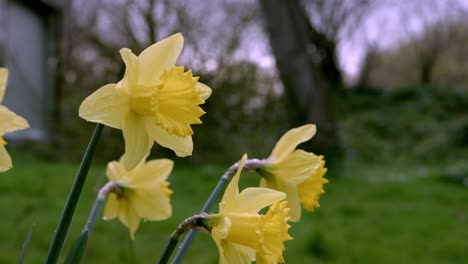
[188,124,328,264]
[2,33,328,264]
[155,124,327,264]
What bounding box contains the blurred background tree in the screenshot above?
[258,0,374,155]
[39,0,468,165]
[54,0,286,162]
[360,19,468,90]
[357,0,468,90]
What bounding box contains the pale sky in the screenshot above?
[76,0,468,85]
[232,0,468,84]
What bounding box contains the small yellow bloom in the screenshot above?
[79,33,211,170]
[103,158,173,239]
[0,68,29,172]
[209,155,292,264]
[257,124,328,221]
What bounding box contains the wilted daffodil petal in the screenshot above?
[207,154,292,264]
[257,124,328,221]
[103,158,173,239]
[0,68,29,172]
[79,33,211,170]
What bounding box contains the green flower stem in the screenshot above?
[158,232,181,264]
[65,181,116,263]
[170,159,266,264]
[19,224,35,264]
[85,181,116,233]
[158,213,209,264]
[45,124,103,264]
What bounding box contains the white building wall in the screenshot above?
[2,0,50,141]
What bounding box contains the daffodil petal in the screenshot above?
[212,232,228,264]
[281,183,302,222]
[259,178,268,188]
[211,214,231,240]
[119,201,140,240]
[196,82,212,100]
[222,241,253,264]
[0,105,29,135]
[211,215,233,264]
[271,150,322,184]
[0,68,7,102]
[131,189,171,220]
[256,254,277,264]
[221,155,247,209]
[146,121,193,157]
[270,124,316,161]
[78,84,129,129]
[124,159,173,220]
[239,244,256,262]
[132,159,173,186]
[230,187,286,214]
[262,178,302,222]
[0,144,12,172]
[105,160,127,182]
[103,193,119,220]
[138,33,184,84]
[121,112,153,170]
[117,48,139,92]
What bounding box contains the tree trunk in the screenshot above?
[420,56,436,85]
[259,0,338,155]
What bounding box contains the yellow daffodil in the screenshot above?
[207,154,292,264]
[79,33,211,170]
[103,157,173,239]
[257,124,328,222]
[0,68,29,172]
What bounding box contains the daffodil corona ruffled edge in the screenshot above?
[258,124,328,221]
[298,155,328,211]
[0,68,29,172]
[103,157,173,239]
[79,33,211,170]
[208,155,292,264]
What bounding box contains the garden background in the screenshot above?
[1,0,468,263]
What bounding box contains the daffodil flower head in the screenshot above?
[257,124,328,222]
[207,154,292,264]
[103,157,174,239]
[0,68,29,172]
[79,33,211,170]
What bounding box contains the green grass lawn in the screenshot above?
[1,152,467,263]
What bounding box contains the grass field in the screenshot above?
[1,151,467,263]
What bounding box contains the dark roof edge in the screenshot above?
[15,0,61,16]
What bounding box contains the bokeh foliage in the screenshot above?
[336,85,468,162]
